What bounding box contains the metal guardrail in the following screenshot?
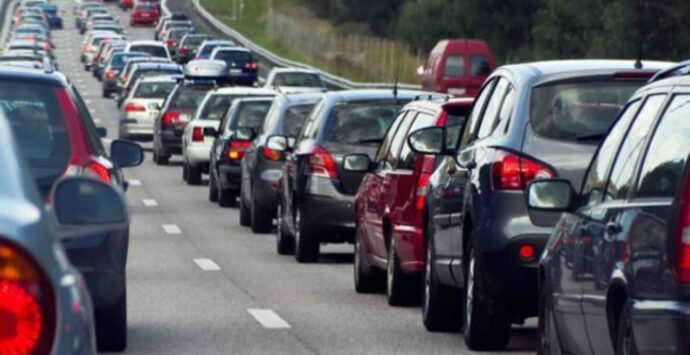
[185,0,421,91]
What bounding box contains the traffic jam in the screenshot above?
[1,0,689,354]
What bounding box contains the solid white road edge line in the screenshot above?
[193,258,221,271]
[247,309,291,329]
[162,224,182,234]
[142,199,158,207]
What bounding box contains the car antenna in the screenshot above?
[392,77,399,99]
[634,0,645,70]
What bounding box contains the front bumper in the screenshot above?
[632,300,690,355]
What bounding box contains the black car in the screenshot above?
[406,60,672,350]
[209,47,258,86]
[273,90,424,262]
[530,64,690,355]
[175,33,210,64]
[240,92,321,233]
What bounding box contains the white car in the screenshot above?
[181,87,277,185]
[125,40,172,61]
[119,75,181,141]
[264,67,327,94]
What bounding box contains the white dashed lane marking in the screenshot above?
[142,199,158,207]
[162,224,182,234]
[193,258,221,271]
[247,309,291,329]
[128,179,142,186]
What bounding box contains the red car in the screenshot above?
[120,0,134,10]
[352,98,473,305]
[129,3,159,26]
[420,39,495,97]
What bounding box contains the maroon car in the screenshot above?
[129,3,159,26]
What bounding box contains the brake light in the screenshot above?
[165,39,174,47]
[85,162,110,183]
[491,150,554,190]
[228,141,251,161]
[0,240,56,355]
[518,243,536,261]
[161,111,180,124]
[43,42,50,50]
[192,127,203,142]
[105,70,114,80]
[414,155,436,212]
[307,146,337,179]
[245,62,258,70]
[179,46,189,53]
[262,147,281,161]
[124,103,146,112]
[675,176,690,283]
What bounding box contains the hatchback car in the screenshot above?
[531,64,690,355]
[264,68,327,94]
[129,3,159,26]
[351,98,472,306]
[210,47,258,86]
[0,65,144,351]
[163,27,191,56]
[274,90,425,262]
[120,75,180,141]
[406,60,672,350]
[242,92,322,234]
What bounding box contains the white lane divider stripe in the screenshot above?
[142,199,158,207]
[162,224,182,234]
[193,258,221,271]
[247,309,291,329]
[128,179,142,186]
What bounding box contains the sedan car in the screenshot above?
[102,51,150,97]
[196,39,235,60]
[129,2,159,26]
[210,47,258,86]
[119,75,180,140]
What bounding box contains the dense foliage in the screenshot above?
[299,0,690,63]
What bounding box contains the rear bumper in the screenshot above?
[393,223,424,273]
[131,17,158,24]
[159,130,182,154]
[185,144,212,165]
[632,300,690,355]
[253,168,282,211]
[301,193,356,243]
[218,163,242,191]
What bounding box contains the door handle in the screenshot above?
[606,222,622,236]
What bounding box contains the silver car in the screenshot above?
[119,74,181,140]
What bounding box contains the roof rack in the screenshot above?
[43,57,52,73]
[648,60,690,84]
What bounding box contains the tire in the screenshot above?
[182,163,189,182]
[153,144,169,165]
[276,202,295,255]
[239,192,251,226]
[537,280,558,355]
[187,163,202,185]
[102,89,110,98]
[615,303,639,355]
[218,188,236,208]
[423,230,462,332]
[463,244,511,351]
[294,207,319,263]
[95,286,127,352]
[353,225,384,293]
[209,171,219,202]
[386,230,421,306]
[250,194,273,233]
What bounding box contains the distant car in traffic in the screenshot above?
[175,33,210,64]
[196,39,235,60]
[129,2,160,26]
[125,40,171,60]
[120,74,180,141]
[264,68,327,93]
[210,47,258,86]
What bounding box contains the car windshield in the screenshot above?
[130,45,167,58]
[273,73,322,87]
[214,50,251,65]
[170,86,212,109]
[283,104,315,138]
[325,101,403,145]
[134,82,176,99]
[231,101,272,129]
[530,81,642,141]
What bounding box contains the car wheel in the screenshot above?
[276,202,295,255]
[182,163,189,182]
[102,89,110,98]
[354,225,384,293]
[187,163,202,185]
[463,244,511,351]
[218,188,237,207]
[616,303,639,355]
[386,231,420,306]
[538,279,558,355]
[295,207,319,263]
[209,171,219,202]
[239,192,251,226]
[423,231,461,332]
[95,284,127,352]
[153,145,169,166]
[250,194,273,233]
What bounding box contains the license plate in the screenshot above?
[229,69,243,75]
[141,13,150,17]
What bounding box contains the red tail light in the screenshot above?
[307,146,337,179]
[414,155,436,212]
[124,103,146,112]
[131,10,139,16]
[105,70,115,80]
[245,62,258,70]
[491,150,554,190]
[675,177,690,283]
[179,46,189,53]
[192,127,204,142]
[161,111,180,125]
[165,39,174,47]
[228,141,251,161]
[85,161,111,183]
[262,147,281,161]
[518,243,536,261]
[0,240,56,355]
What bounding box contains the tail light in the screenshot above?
[491,150,554,190]
[179,46,189,53]
[192,127,203,142]
[245,62,258,70]
[105,70,115,80]
[0,240,56,355]
[161,111,180,125]
[414,155,436,212]
[228,141,251,161]
[84,161,111,183]
[307,146,337,179]
[518,243,536,261]
[262,147,281,161]
[165,39,174,47]
[674,177,690,283]
[43,42,51,50]
[124,103,146,112]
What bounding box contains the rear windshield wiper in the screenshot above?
[575,133,606,141]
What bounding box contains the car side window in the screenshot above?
[458,79,496,146]
[605,95,667,201]
[383,111,415,171]
[398,112,437,170]
[496,86,516,135]
[444,55,465,77]
[581,100,641,207]
[477,78,509,139]
[375,110,407,166]
[295,99,324,144]
[636,94,690,198]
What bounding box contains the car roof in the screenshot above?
[402,97,474,113]
[213,47,249,53]
[0,66,67,86]
[323,89,429,103]
[128,40,165,47]
[138,74,183,83]
[500,59,675,82]
[133,63,181,70]
[212,87,277,95]
[202,40,235,46]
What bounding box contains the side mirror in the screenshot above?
[53,178,128,238]
[416,65,425,76]
[342,154,371,172]
[266,135,289,152]
[203,127,218,137]
[97,127,107,138]
[407,126,447,155]
[526,179,573,212]
[110,139,144,168]
[234,127,256,142]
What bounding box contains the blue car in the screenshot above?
[38,3,63,29]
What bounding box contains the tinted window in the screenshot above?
[200,44,221,56]
[170,86,212,109]
[471,55,491,77]
[324,101,402,146]
[530,81,641,141]
[283,104,314,138]
[399,112,436,170]
[581,100,641,206]
[477,79,509,139]
[375,111,406,164]
[605,95,666,201]
[273,73,323,88]
[198,94,233,121]
[460,79,495,146]
[445,108,469,149]
[298,100,325,142]
[130,45,168,58]
[444,55,464,77]
[213,50,252,65]
[134,81,176,99]
[637,95,690,198]
[231,101,272,130]
[184,36,207,47]
[130,68,181,84]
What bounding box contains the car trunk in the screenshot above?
[325,141,378,196]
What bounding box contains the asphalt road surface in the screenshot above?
[49,1,536,353]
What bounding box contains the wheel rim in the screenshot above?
[465,250,475,333]
[387,236,395,296]
[423,242,432,316]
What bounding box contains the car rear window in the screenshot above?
[324,101,403,146]
[530,81,642,141]
[283,104,314,138]
[231,101,272,130]
[0,81,69,192]
[112,53,146,67]
[131,68,182,84]
[130,45,167,58]
[170,86,212,109]
[471,55,491,77]
[198,94,233,121]
[169,30,188,39]
[444,55,465,77]
[136,4,157,11]
[184,36,206,46]
[213,50,251,65]
[273,73,322,88]
[134,82,176,99]
[200,44,221,56]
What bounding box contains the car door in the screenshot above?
[580,94,667,355]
